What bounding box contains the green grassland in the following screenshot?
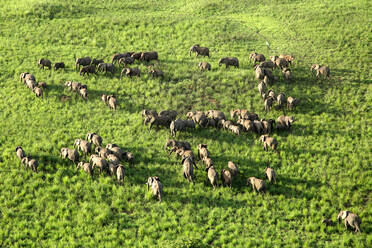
[0,0,371,247]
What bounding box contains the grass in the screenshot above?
[0,0,370,247]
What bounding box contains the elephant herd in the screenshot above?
[15,46,360,233]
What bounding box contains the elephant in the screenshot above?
[15,146,26,160]
[221,169,232,188]
[205,110,226,122]
[203,157,214,169]
[131,52,142,61]
[53,62,65,70]
[197,144,210,161]
[279,54,295,65]
[205,165,218,189]
[38,58,51,69]
[249,52,265,64]
[148,68,164,78]
[186,111,208,127]
[270,56,289,69]
[144,115,172,130]
[78,85,88,101]
[95,147,112,159]
[120,68,140,78]
[65,81,81,92]
[247,177,266,193]
[89,154,108,174]
[38,82,47,88]
[253,120,264,134]
[106,144,124,160]
[260,119,275,134]
[20,72,35,83]
[255,65,265,80]
[141,109,158,121]
[337,211,361,233]
[267,89,275,99]
[182,156,197,183]
[108,162,118,176]
[220,119,233,130]
[218,57,239,68]
[146,176,163,202]
[170,119,186,137]
[276,93,286,109]
[74,139,92,155]
[287,97,299,110]
[159,110,178,120]
[107,154,120,165]
[258,81,267,99]
[116,165,125,184]
[33,87,43,98]
[86,133,103,147]
[107,95,117,110]
[277,115,294,130]
[75,57,92,70]
[310,64,330,78]
[229,125,240,135]
[164,139,191,152]
[198,62,211,71]
[91,58,104,67]
[26,158,39,172]
[21,157,30,168]
[25,79,36,90]
[119,57,135,67]
[259,135,278,152]
[97,63,115,75]
[282,68,292,81]
[265,167,276,183]
[80,65,96,76]
[258,60,276,70]
[77,162,93,177]
[237,119,254,132]
[60,148,80,163]
[112,52,133,64]
[228,161,238,177]
[189,44,210,57]
[140,51,158,62]
[264,97,275,111]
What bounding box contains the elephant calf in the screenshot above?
[77,162,93,177]
[197,144,210,161]
[277,93,286,109]
[229,125,240,135]
[337,211,361,233]
[265,167,276,183]
[61,148,80,163]
[147,176,163,202]
[148,68,164,78]
[38,58,51,70]
[218,57,239,68]
[22,157,38,172]
[78,85,88,101]
[33,87,43,98]
[282,68,292,80]
[259,135,278,153]
[53,62,65,70]
[258,81,267,99]
[80,65,96,76]
[198,62,211,71]
[247,177,266,194]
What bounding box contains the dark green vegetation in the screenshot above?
[0,0,370,247]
